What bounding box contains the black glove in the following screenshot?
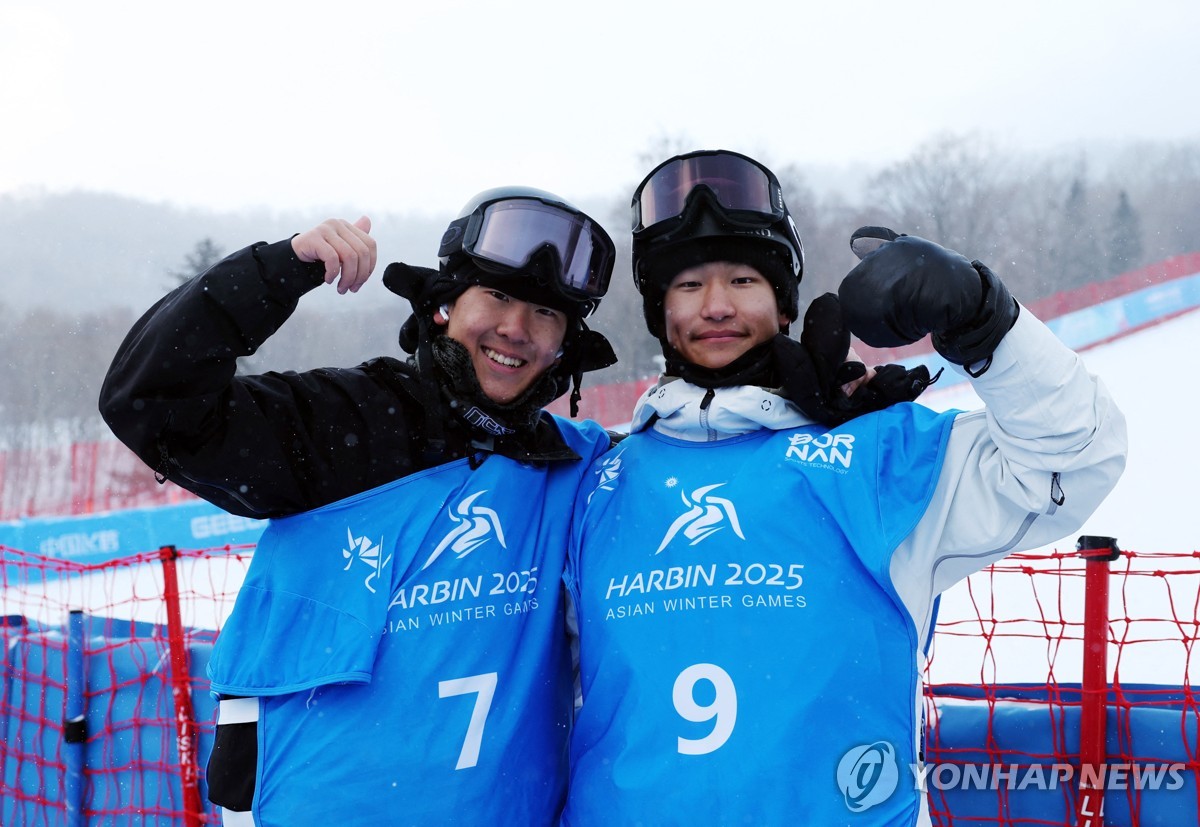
[839,227,1018,373]
[775,293,936,426]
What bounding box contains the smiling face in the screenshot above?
[442,285,569,404]
[663,261,788,369]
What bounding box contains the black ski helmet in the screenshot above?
[630,149,804,339]
[436,185,614,317]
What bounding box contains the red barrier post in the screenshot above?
[160,545,203,827]
[1075,535,1120,827]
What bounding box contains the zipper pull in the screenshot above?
[1050,471,1065,506]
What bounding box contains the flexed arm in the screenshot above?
[840,229,1127,639]
[98,217,400,518]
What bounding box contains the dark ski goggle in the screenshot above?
[442,196,615,301]
[632,149,788,234]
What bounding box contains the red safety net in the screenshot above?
[1,543,252,826]
[0,440,198,522]
[3,543,1199,825]
[924,548,1200,825]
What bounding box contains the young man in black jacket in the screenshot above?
[100,187,619,826]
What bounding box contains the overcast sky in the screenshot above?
[3,0,1199,218]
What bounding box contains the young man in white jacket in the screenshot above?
[561,149,1127,826]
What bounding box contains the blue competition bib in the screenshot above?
[563,404,955,826]
[208,417,609,827]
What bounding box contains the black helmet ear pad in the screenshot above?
[387,262,463,355]
[546,323,618,415]
[575,327,617,373]
[384,262,440,302]
[383,260,471,313]
[398,314,422,354]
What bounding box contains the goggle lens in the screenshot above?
[472,200,611,299]
[636,153,778,230]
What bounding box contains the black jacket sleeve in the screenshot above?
[98,239,421,519]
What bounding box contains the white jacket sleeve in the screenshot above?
[889,307,1128,639]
